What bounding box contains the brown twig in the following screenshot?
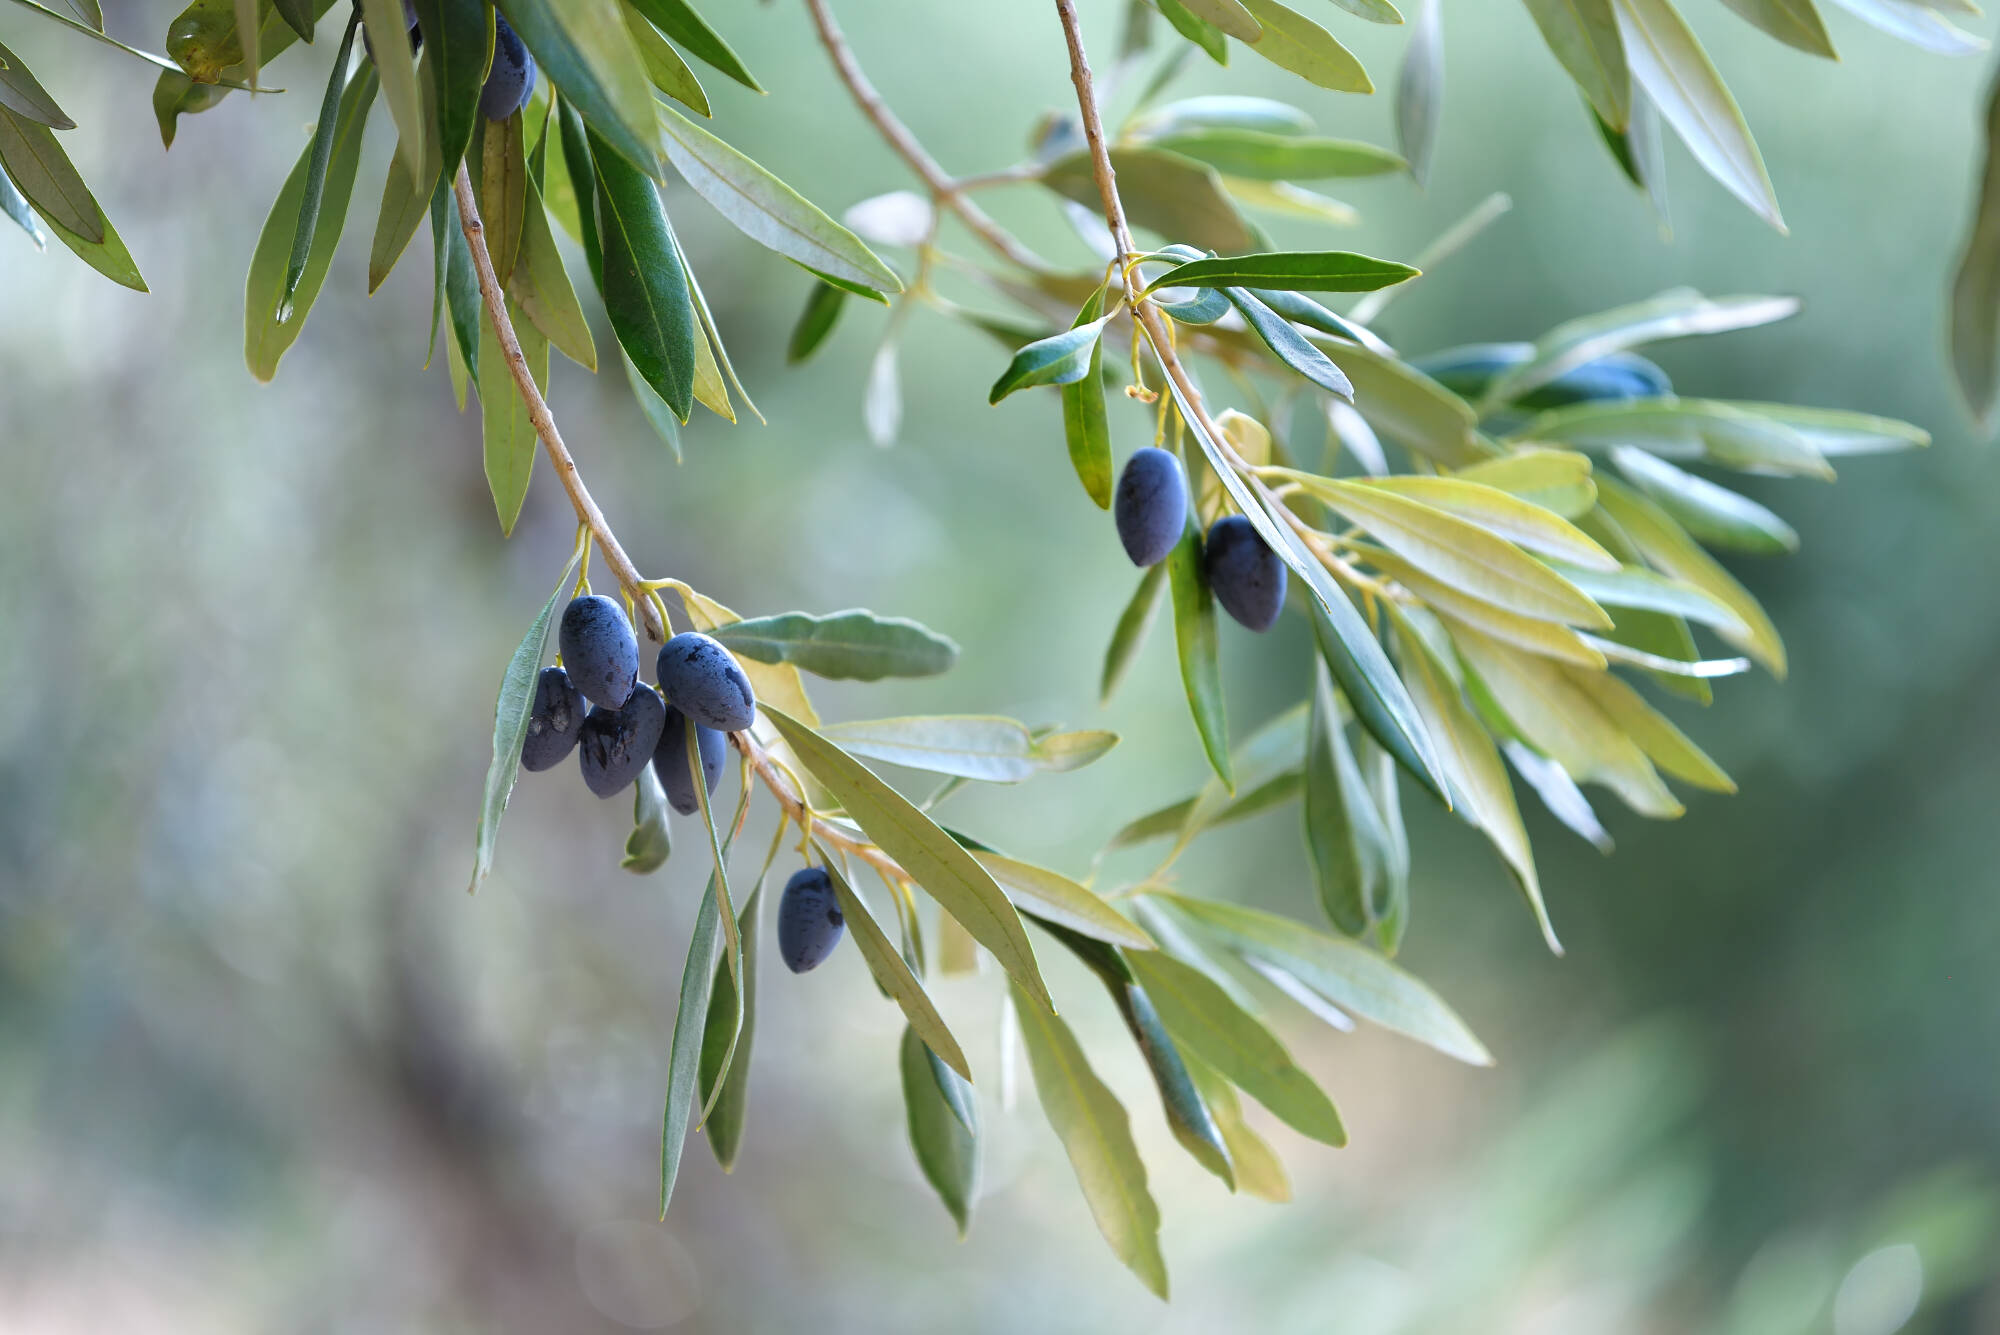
[803,0,1052,275]
[729,730,911,884]
[450,166,666,643]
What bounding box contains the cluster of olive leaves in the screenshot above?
[0,0,1963,1299]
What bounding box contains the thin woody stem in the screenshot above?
[803,0,1051,275]
[451,165,667,643]
[456,164,913,881]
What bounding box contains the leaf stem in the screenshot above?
[802,0,1051,275]
[451,165,666,642]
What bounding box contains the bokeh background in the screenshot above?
[2,1,1998,1330]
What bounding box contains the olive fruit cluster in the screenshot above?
[520,595,755,812]
[479,15,537,121]
[1113,447,1287,633]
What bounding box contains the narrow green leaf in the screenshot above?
[1735,402,1926,457]
[1609,446,1797,554]
[766,706,1054,1012]
[701,881,760,1170]
[1351,475,1619,569]
[660,845,728,1217]
[468,539,584,892]
[820,853,971,1081]
[989,315,1113,404]
[1183,1051,1290,1201]
[687,714,743,998]
[1327,0,1405,20]
[1129,94,1315,138]
[360,0,427,180]
[367,39,443,293]
[591,123,696,419]
[1148,130,1404,180]
[510,171,597,370]
[1717,0,1836,57]
[435,176,482,388]
[0,102,99,240]
[1062,288,1113,508]
[625,0,761,91]
[1009,977,1170,1299]
[1153,249,1416,293]
[1156,0,1230,62]
[1126,948,1346,1145]
[0,39,74,127]
[1824,0,1985,56]
[1101,561,1169,705]
[272,0,316,41]
[1149,892,1492,1064]
[246,67,377,380]
[1612,0,1782,230]
[711,609,959,681]
[787,280,846,363]
[1109,771,1303,850]
[1568,667,1733,791]
[479,109,529,287]
[498,0,659,176]
[819,716,1047,783]
[1518,396,1831,477]
[622,0,710,116]
[1239,0,1373,93]
[967,848,1153,949]
[1224,288,1355,398]
[411,0,490,194]
[658,102,900,293]
[1173,0,1263,41]
[1168,524,1231,789]
[901,1026,979,1236]
[1396,0,1443,186]
[1304,660,1395,942]
[478,295,545,535]
[284,12,360,307]
[1521,0,1627,127]
[1454,448,1598,519]
[1542,561,1747,634]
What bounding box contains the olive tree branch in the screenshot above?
[453,164,914,884]
[803,0,1052,275]
[450,165,667,643]
[1051,0,1368,593]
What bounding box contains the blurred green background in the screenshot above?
[3,1,1999,1330]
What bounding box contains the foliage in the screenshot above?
[0,0,1971,1298]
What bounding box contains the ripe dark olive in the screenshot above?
[1114,446,1188,567]
[1204,514,1287,632]
[560,594,638,709]
[479,15,537,121]
[577,685,666,798]
[777,867,844,973]
[656,632,755,733]
[652,703,726,816]
[521,665,586,771]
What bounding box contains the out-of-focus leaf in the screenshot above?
[864,336,900,445]
[1149,129,1404,180]
[1183,1051,1290,1201]
[0,39,73,127]
[1396,0,1443,186]
[1173,0,1263,40]
[1594,475,1786,674]
[1454,448,1597,519]
[1505,739,1614,853]
[272,0,316,41]
[1954,65,2000,428]
[1327,0,1404,19]
[1168,524,1232,788]
[1102,562,1168,705]
[1387,603,1556,948]
[1609,446,1797,554]
[626,0,761,90]
[1368,545,1607,668]
[819,854,971,1081]
[1127,948,1346,1144]
[659,831,732,1217]
[0,103,98,239]
[1325,342,1485,465]
[1568,667,1734,791]
[901,1026,979,1236]
[245,68,376,379]
[1453,623,1682,818]
[1155,0,1230,62]
[1520,0,1628,129]
[1544,562,1749,634]
[989,315,1113,404]
[1822,0,1986,54]
[1354,475,1618,569]
[1487,290,1797,409]
[1518,397,1831,478]
[590,123,696,419]
[701,881,760,1168]
[1150,892,1492,1063]
[469,540,583,892]
[1736,403,1927,456]
[1062,288,1113,508]
[658,103,899,293]
[0,160,45,248]
[479,294,545,535]
[1009,977,1169,1299]
[1613,0,1783,230]
[1304,659,1397,940]
[1130,94,1315,138]
[819,716,1049,783]
[621,767,673,873]
[1239,0,1373,93]
[411,0,490,196]
[767,706,1054,1013]
[975,854,1152,949]
[1718,0,1836,57]
[1109,771,1303,850]
[1152,248,1416,292]
[1223,177,1359,226]
[713,609,959,682]
[787,280,846,363]
[498,0,659,176]
[1043,146,1253,252]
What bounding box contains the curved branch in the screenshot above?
[804,0,1052,275]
